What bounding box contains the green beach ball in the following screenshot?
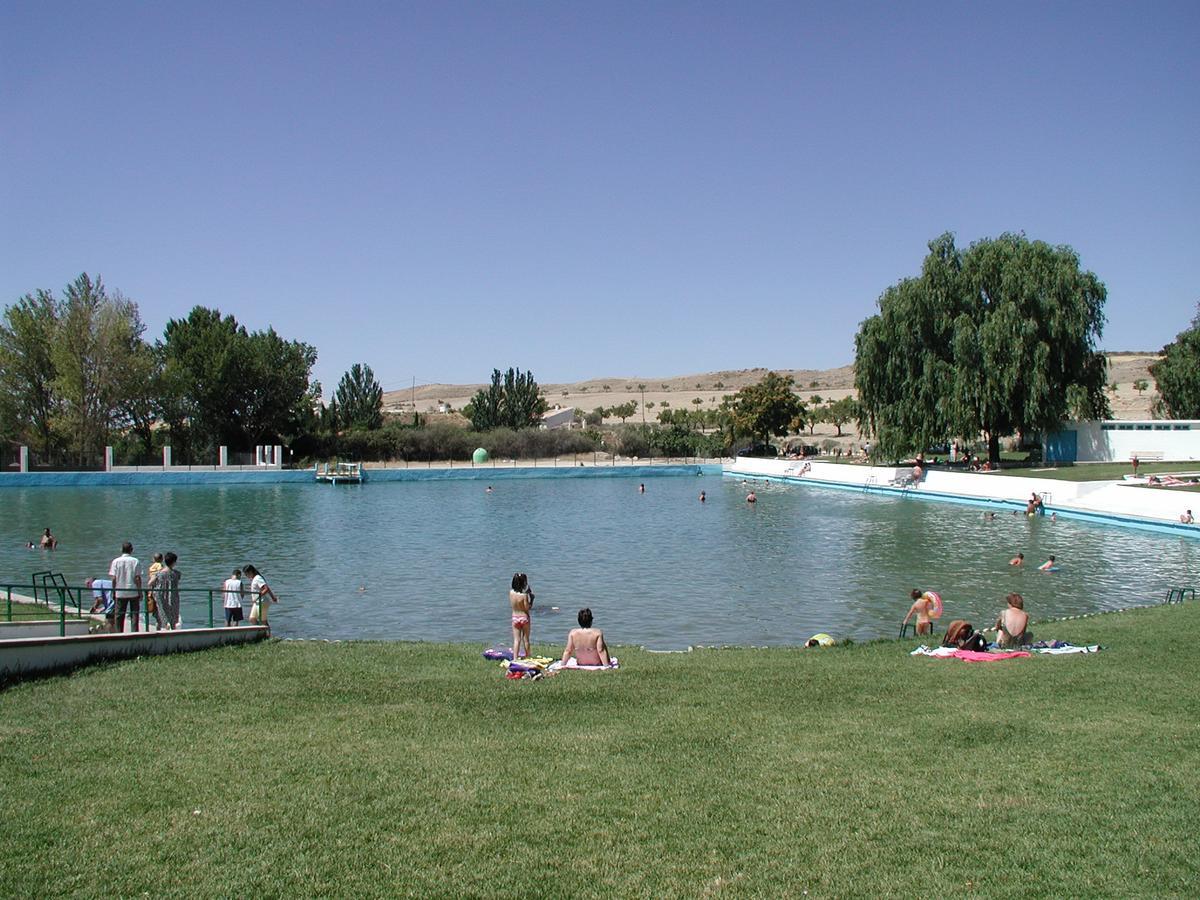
[473,447,489,464]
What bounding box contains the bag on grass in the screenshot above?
[942,620,972,647]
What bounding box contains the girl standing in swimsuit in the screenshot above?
[509,572,534,660]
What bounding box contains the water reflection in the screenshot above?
[0,476,1193,647]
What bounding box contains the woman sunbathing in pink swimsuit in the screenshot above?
[509,572,534,660]
[561,608,610,666]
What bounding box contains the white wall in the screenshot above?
[1056,420,1200,463]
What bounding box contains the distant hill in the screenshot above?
[382,353,1161,426]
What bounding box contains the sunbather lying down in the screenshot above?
[561,608,611,667]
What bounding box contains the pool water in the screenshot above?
[2,475,1195,647]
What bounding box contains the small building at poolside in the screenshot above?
[1043,419,1200,463]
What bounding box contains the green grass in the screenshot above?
[2,602,85,622]
[1000,460,1200,482]
[2,606,1198,897]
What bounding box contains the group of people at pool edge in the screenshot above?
[903,588,1032,649]
[86,542,278,632]
[508,571,611,666]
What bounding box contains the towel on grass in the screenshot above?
[548,657,619,672]
[1031,643,1101,654]
[911,646,1030,661]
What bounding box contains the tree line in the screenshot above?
[6,253,1195,468]
[0,275,319,465]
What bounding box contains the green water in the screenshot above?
[2,475,1195,647]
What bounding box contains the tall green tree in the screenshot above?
[1150,304,1200,419]
[855,233,1109,463]
[824,397,860,437]
[467,367,546,430]
[242,326,319,446]
[52,275,151,462]
[162,307,317,452]
[725,372,804,445]
[335,363,384,430]
[501,367,546,428]
[0,289,59,454]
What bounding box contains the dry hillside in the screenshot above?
[382,354,1162,447]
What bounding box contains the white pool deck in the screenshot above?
[724,458,1199,538]
[0,591,268,680]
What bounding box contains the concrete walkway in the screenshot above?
[724,458,1200,538]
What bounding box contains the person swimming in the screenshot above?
[1009,553,1024,566]
[746,491,757,503]
[699,490,706,502]
[1038,555,1057,571]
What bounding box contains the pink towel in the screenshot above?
[954,649,1031,662]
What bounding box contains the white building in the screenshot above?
[541,406,575,430]
[1043,420,1200,463]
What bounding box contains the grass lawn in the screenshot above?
[2,605,1198,897]
[999,460,1200,483]
[2,601,86,622]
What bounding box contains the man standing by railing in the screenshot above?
[109,542,142,632]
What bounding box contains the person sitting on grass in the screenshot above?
[901,589,934,635]
[561,607,610,667]
[995,592,1031,648]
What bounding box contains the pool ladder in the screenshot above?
[1165,587,1196,604]
[863,475,878,493]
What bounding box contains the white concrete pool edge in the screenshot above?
[724,458,1200,539]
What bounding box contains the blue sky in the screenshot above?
[3,2,1197,395]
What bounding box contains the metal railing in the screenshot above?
[4,579,245,636]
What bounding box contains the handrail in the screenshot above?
[3,582,223,632]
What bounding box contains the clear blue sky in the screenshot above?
[3,2,1197,395]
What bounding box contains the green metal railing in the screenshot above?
[4,578,234,636]
[1165,587,1196,604]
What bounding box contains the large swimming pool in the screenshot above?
[2,474,1195,647]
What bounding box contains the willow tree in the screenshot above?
[1150,303,1200,419]
[855,233,1109,463]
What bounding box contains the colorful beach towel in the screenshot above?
[502,657,555,678]
[910,646,1030,662]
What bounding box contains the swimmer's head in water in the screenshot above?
[577,608,593,628]
[1006,592,1024,609]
